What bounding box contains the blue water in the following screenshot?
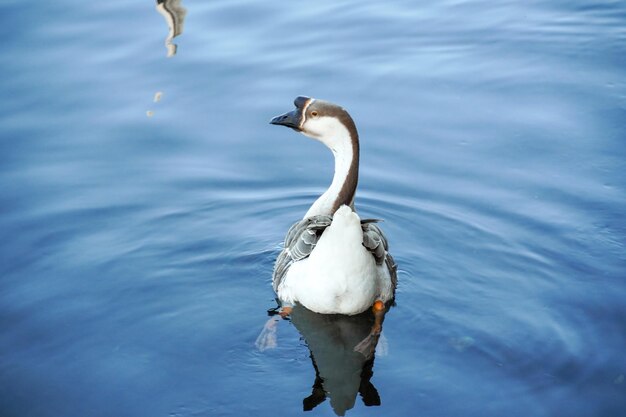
[1,0,625,416]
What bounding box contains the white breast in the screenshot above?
[279,205,379,315]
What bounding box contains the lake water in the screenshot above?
[1,0,625,416]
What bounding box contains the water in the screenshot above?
[1,0,625,416]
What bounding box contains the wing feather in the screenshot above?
[273,215,332,292]
[273,215,397,295]
[361,219,397,292]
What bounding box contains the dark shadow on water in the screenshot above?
[289,305,390,416]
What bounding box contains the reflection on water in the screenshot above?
[291,307,386,416]
[155,0,187,57]
[260,306,389,416]
[150,0,183,116]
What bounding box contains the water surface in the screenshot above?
[1,0,625,416]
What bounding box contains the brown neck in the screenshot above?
[331,113,360,213]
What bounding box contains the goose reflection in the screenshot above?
[259,305,390,416]
[155,0,187,57]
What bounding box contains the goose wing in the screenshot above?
[273,216,398,293]
[361,220,398,290]
[273,215,332,292]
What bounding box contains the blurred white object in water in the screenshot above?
[155,0,187,58]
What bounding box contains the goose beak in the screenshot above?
[270,109,303,131]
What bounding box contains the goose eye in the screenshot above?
[311,111,319,117]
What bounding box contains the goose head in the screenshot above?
[270,96,361,216]
[270,96,359,152]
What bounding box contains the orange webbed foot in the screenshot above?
[373,300,385,312]
[279,306,293,318]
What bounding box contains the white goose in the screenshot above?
[270,96,397,316]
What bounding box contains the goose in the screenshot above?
[269,96,397,317]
